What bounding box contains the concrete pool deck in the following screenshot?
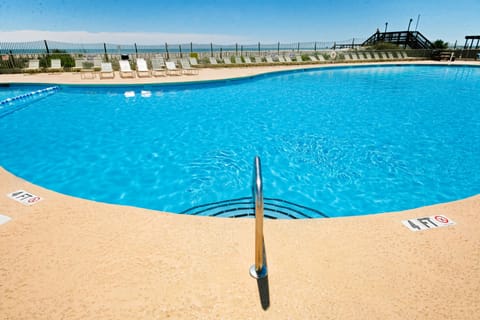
[1,61,479,319]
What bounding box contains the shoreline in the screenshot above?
[1,61,479,319]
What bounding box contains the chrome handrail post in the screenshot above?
[250,156,268,279]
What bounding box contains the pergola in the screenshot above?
[464,35,480,49]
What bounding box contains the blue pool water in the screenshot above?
[0,65,479,217]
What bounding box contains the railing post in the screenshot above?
[250,156,267,279]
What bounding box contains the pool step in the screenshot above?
[0,86,59,118]
[181,197,328,219]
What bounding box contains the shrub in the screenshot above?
[190,52,199,59]
[433,39,449,49]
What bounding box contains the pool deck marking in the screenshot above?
[7,189,43,206]
[0,214,12,225]
[402,215,456,232]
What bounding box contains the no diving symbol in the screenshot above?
[434,215,449,224]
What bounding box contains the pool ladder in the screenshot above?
[250,156,268,279]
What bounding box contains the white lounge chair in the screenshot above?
[253,56,264,63]
[180,59,199,75]
[23,59,40,72]
[277,56,286,63]
[136,58,151,77]
[295,55,303,63]
[151,57,167,76]
[93,57,102,70]
[244,56,252,64]
[234,56,243,64]
[223,56,232,64]
[308,55,318,62]
[400,51,408,59]
[265,56,274,63]
[387,52,396,59]
[99,62,114,79]
[363,52,373,59]
[380,52,388,60]
[350,53,359,60]
[72,59,85,71]
[189,57,199,66]
[119,60,135,78]
[165,61,182,76]
[48,59,62,72]
[317,55,325,62]
[284,55,292,63]
[372,52,381,60]
[209,57,218,64]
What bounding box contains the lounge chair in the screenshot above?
[253,56,263,63]
[399,51,409,59]
[308,55,318,62]
[209,57,218,64]
[244,56,252,64]
[180,59,199,75]
[119,60,135,78]
[284,55,292,63]
[189,57,199,66]
[265,56,274,63]
[223,56,232,64]
[380,52,388,60]
[23,59,40,72]
[295,55,303,63]
[48,59,63,72]
[234,56,243,64]
[136,58,151,77]
[93,57,102,70]
[99,62,114,79]
[372,52,381,60]
[387,52,396,59]
[343,53,352,61]
[165,61,182,75]
[277,56,286,63]
[317,55,325,62]
[350,53,359,60]
[72,59,85,71]
[151,57,167,76]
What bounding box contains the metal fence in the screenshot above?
[0,39,366,56]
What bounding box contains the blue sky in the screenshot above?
[0,0,479,45]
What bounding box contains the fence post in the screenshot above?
[220,47,223,59]
[179,44,182,58]
[277,42,280,55]
[103,43,108,62]
[235,43,238,55]
[297,42,300,52]
[314,42,317,52]
[44,40,50,55]
[134,43,138,58]
[210,43,213,57]
[190,42,193,53]
[165,43,169,60]
[258,42,261,55]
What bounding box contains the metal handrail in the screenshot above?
[250,156,268,279]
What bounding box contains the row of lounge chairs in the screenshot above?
[22,51,413,76]
[100,58,200,79]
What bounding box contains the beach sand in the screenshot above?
[1,62,479,319]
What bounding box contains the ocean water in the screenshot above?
[0,65,479,217]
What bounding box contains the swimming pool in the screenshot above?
[1,65,479,218]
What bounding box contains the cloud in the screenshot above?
[0,30,251,45]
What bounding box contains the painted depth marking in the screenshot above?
[402,215,456,232]
[7,190,43,206]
